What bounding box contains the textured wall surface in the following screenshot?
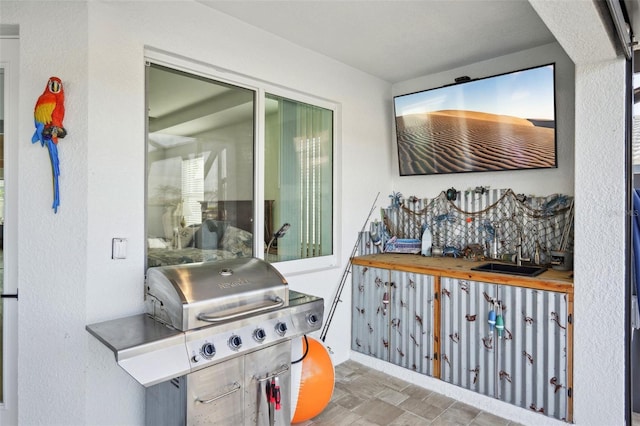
[571,60,627,425]
[2,2,90,425]
[533,2,627,425]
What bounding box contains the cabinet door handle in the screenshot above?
[196,381,241,404]
[254,364,290,382]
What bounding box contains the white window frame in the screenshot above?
[145,48,340,275]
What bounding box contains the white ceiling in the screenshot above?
[198,0,557,83]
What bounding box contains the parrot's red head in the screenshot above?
[34,76,66,141]
[47,77,63,95]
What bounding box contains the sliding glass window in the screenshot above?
[265,94,333,262]
[145,54,337,271]
[145,63,255,268]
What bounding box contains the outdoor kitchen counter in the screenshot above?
[351,253,574,293]
[351,253,574,422]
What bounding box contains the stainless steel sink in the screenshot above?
[471,262,547,277]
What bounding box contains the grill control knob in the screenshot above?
[275,322,288,336]
[253,328,267,343]
[228,335,243,350]
[307,313,319,325]
[192,354,201,363]
[201,342,216,359]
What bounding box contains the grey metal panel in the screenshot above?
[358,231,376,256]
[440,278,497,397]
[145,357,244,426]
[188,357,245,425]
[498,285,568,420]
[244,341,292,426]
[351,265,390,361]
[441,278,568,422]
[389,271,435,376]
[145,378,187,426]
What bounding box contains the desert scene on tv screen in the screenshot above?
[394,64,557,176]
[395,110,556,175]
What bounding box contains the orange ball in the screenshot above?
[290,336,335,423]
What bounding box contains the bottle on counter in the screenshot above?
[421,224,432,256]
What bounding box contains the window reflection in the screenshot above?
[146,64,255,267]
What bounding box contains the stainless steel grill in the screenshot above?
[87,257,324,425]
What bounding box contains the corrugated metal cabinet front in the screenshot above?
[352,265,436,377]
[440,278,570,421]
[351,259,573,423]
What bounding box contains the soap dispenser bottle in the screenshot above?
[534,241,542,265]
[421,223,432,256]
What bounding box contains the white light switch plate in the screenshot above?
[112,238,127,259]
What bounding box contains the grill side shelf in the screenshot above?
[86,314,190,387]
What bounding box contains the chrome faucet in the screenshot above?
[515,231,530,266]
[490,223,499,259]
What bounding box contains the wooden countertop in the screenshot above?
[351,253,574,293]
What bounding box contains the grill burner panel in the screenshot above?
[87,289,322,387]
[86,258,324,389]
[185,293,322,374]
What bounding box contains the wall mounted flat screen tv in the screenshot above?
[394,63,557,176]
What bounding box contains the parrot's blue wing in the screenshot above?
[46,139,60,213]
[32,120,45,146]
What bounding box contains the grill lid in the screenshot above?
[145,257,289,331]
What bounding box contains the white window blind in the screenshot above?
[271,95,333,261]
[181,156,204,226]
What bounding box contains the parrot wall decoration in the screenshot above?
[32,77,67,213]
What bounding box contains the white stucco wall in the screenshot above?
[572,59,627,426]
[533,3,628,425]
[1,2,90,425]
[0,0,630,425]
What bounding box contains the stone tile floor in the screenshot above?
[300,360,522,426]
